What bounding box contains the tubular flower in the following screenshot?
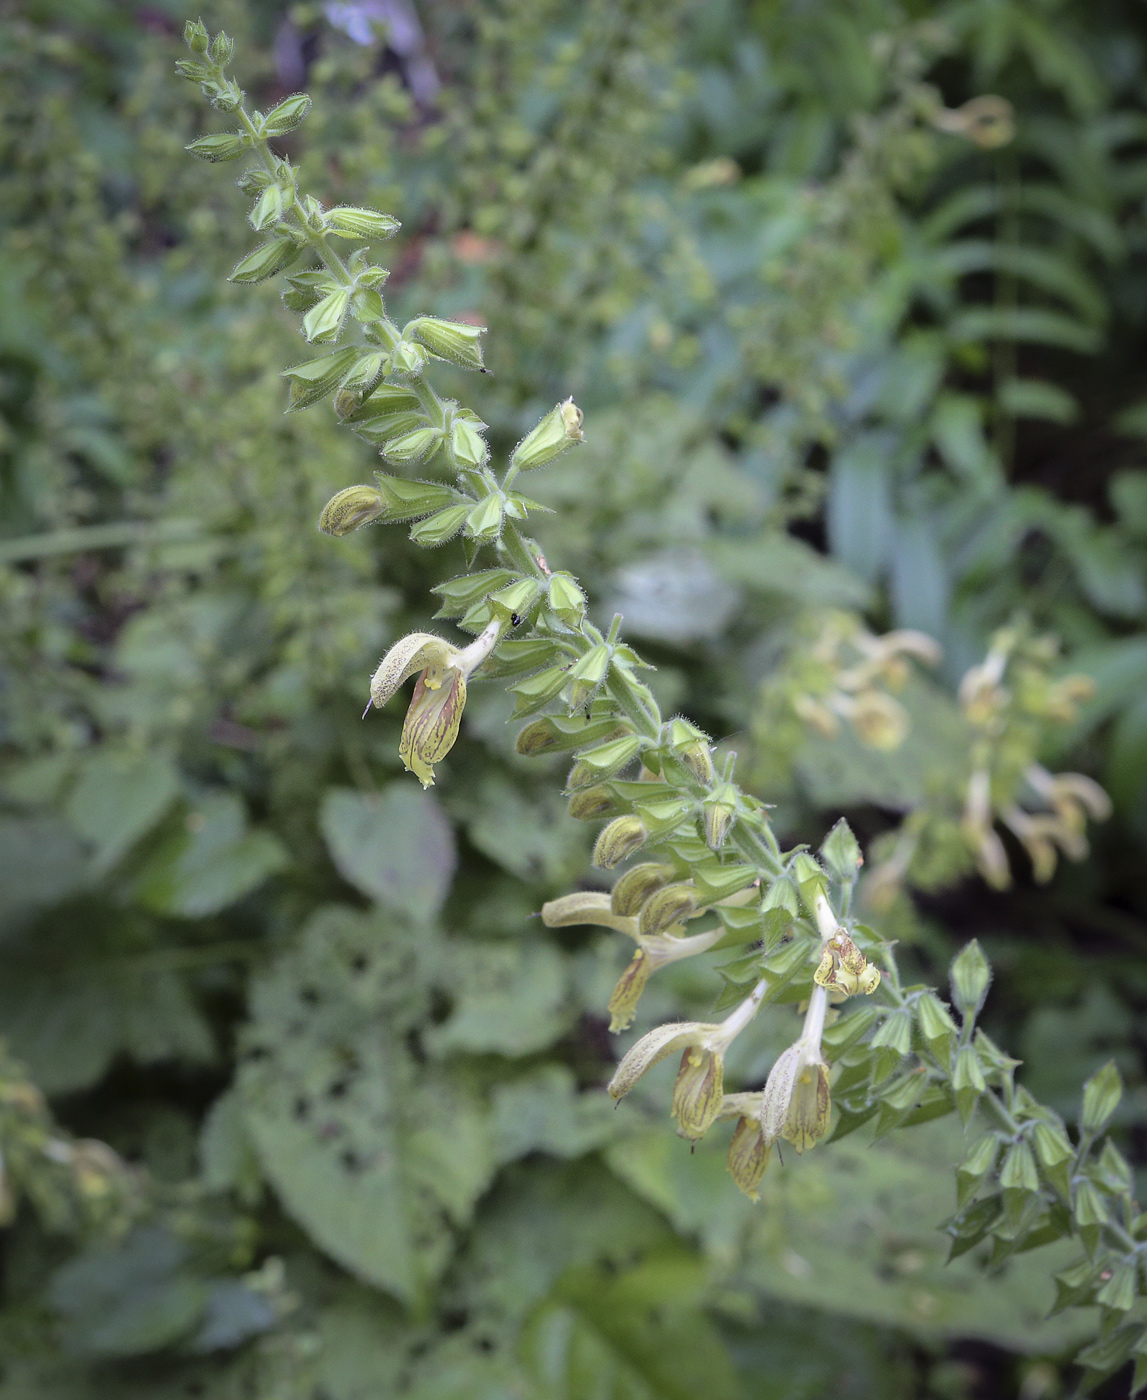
[367,620,501,787]
[609,979,768,1141]
[759,983,832,1155]
[540,892,724,1032]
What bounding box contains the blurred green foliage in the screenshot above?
[2,0,1147,1396]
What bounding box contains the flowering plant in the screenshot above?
[175,21,1147,1390]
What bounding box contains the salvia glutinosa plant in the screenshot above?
[177,22,1147,1388]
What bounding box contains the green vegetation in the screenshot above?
[3,3,1147,1397]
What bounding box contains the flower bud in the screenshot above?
[229,235,301,284]
[1031,1121,1073,1199]
[547,572,587,627]
[487,578,541,624]
[949,939,992,1022]
[408,504,470,547]
[1072,1178,1107,1253]
[186,132,249,162]
[572,735,644,782]
[726,1115,771,1201]
[465,493,505,541]
[382,427,441,464]
[593,815,648,868]
[955,1133,999,1207]
[514,715,627,757]
[568,785,623,822]
[1081,1060,1122,1135]
[820,818,862,884]
[952,1045,987,1125]
[567,645,610,711]
[450,418,488,468]
[303,287,351,342]
[914,992,958,1061]
[608,950,652,1033]
[324,206,401,240]
[639,883,699,937]
[340,350,387,400]
[391,341,428,376]
[510,397,585,472]
[510,666,575,719]
[373,476,456,521]
[409,316,486,371]
[282,347,361,412]
[703,783,738,850]
[184,18,210,53]
[672,1048,724,1141]
[611,862,677,917]
[318,485,385,537]
[664,718,714,783]
[792,853,828,913]
[263,92,313,136]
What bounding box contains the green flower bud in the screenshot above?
[510,397,584,472]
[408,504,469,547]
[952,1044,987,1125]
[572,734,644,781]
[639,883,699,937]
[514,715,630,757]
[630,792,692,836]
[229,235,301,284]
[450,418,488,468]
[820,817,863,884]
[317,485,386,537]
[565,761,596,791]
[663,718,713,783]
[949,939,992,1022]
[915,992,958,1062]
[611,862,677,917]
[703,783,738,850]
[999,1140,1040,1223]
[374,476,457,521]
[184,19,210,53]
[351,286,386,322]
[409,317,486,371]
[955,1133,999,1207]
[1031,1121,1073,1199]
[303,287,351,342]
[547,572,587,627]
[433,569,515,617]
[1095,1260,1136,1312]
[593,815,649,868]
[210,31,234,64]
[186,132,249,162]
[726,1114,772,1201]
[248,186,282,232]
[509,666,572,718]
[324,207,401,240]
[339,350,387,401]
[567,644,610,711]
[672,1047,724,1141]
[282,348,360,412]
[1072,1177,1107,1253]
[569,785,623,821]
[486,578,541,625]
[354,412,429,444]
[761,877,800,916]
[792,852,828,913]
[263,92,312,136]
[382,428,441,464]
[465,493,505,541]
[1081,1060,1122,1135]
[390,340,428,376]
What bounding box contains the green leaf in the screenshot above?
[65,747,181,874]
[239,907,495,1305]
[320,785,456,918]
[134,792,286,917]
[490,1065,620,1163]
[425,940,572,1058]
[49,1227,207,1357]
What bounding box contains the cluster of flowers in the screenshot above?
[175,30,1147,1383]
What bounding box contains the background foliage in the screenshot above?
[2,0,1147,1395]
